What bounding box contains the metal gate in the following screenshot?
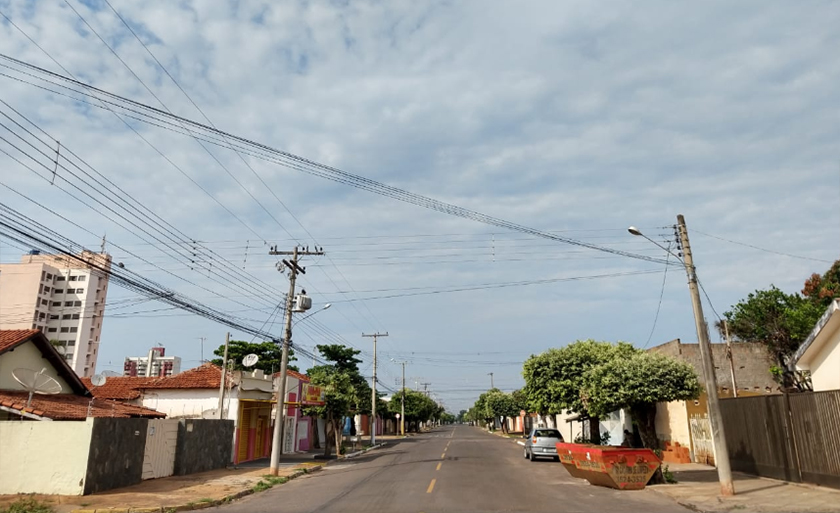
[142,419,179,480]
[689,414,715,465]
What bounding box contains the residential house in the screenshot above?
[793,298,840,392]
[274,369,317,454]
[648,338,777,464]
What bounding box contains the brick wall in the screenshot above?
[649,338,777,394]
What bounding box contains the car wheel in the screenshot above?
[524,448,529,459]
[528,450,535,462]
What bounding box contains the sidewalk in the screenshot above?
[650,463,840,512]
[0,458,324,513]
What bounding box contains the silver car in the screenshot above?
[523,428,563,461]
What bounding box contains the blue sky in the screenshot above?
[1,0,838,411]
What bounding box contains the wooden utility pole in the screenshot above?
[268,245,324,476]
[677,214,735,496]
[363,332,388,445]
[217,332,230,419]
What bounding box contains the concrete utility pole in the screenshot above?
[217,332,230,419]
[677,214,735,496]
[488,372,494,389]
[362,332,388,445]
[401,361,406,436]
[268,245,324,476]
[723,320,738,398]
[198,337,206,363]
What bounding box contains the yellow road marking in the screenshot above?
[441,452,446,459]
[436,462,442,471]
[427,478,436,493]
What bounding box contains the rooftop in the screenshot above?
[0,391,165,420]
[141,362,233,390]
[81,376,158,400]
[0,329,40,353]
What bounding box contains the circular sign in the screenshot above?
[396,413,401,419]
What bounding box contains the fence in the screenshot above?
[719,390,840,489]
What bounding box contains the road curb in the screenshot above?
[343,441,386,459]
[68,464,324,513]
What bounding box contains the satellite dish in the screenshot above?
[102,370,120,377]
[201,408,219,419]
[242,354,259,368]
[90,374,107,387]
[12,368,62,408]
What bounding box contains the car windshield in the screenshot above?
[534,430,561,438]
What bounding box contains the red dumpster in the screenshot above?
[555,442,661,490]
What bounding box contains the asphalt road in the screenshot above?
[215,425,685,513]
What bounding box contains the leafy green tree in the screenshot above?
[720,286,823,370]
[522,340,637,442]
[484,389,519,433]
[390,389,438,431]
[304,363,357,456]
[211,340,297,374]
[583,352,701,450]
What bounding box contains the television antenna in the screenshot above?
[242,354,259,368]
[12,368,62,408]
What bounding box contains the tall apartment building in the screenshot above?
[124,346,181,377]
[0,250,111,377]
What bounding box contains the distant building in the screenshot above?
[0,251,111,377]
[124,347,181,377]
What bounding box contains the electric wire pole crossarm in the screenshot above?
[363,332,388,446]
[629,216,735,496]
[267,245,324,477]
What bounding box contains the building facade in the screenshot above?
[124,347,182,377]
[0,251,111,377]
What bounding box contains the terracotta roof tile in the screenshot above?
[0,329,39,353]
[141,362,232,389]
[0,391,165,420]
[80,377,157,400]
[273,369,310,383]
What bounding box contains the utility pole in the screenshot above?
[362,332,388,446]
[217,332,230,419]
[488,372,494,389]
[421,382,431,396]
[198,337,206,363]
[723,320,738,398]
[677,214,735,496]
[401,362,406,436]
[268,245,324,476]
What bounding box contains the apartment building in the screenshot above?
[0,250,111,377]
[124,346,181,377]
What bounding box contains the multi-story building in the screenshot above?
[0,250,110,377]
[124,346,181,377]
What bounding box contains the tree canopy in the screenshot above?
[802,259,840,309]
[211,340,297,374]
[389,389,439,430]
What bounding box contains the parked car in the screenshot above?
[523,427,563,461]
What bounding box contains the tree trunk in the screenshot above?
[324,415,334,457]
[630,404,665,484]
[588,416,601,444]
[334,418,343,456]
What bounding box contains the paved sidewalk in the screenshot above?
[650,463,840,512]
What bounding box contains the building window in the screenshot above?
[78,276,86,282]
[69,327,78,333]
[55,289,64,294]
[44,286,51,293]
[41,299,48,306]
[47,327,57,333]
[60,327,69,333]
[31,323,36,329]
[69,276,78,281]
[50,314,59,320]
[74,301,82,307]
[72,313,80,320]
[75,288,84,294]
[62,314,71,320]
[46,273,52,280]
[41,271,45,281]
[64,301,73,307]
[38,284,43,294]
[56,276,65,281]
[65,354,73,361]
[38,312,46,320]
[68,340,75,346]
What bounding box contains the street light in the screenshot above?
[629,218,735,496]
[292,303,331,326]
[391,358,407,436]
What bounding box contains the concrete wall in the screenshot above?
[141,388,239,421]
[84,417,148,494]
[655,400,691,447]
[0,419,94,495]
[174,419,234,475]
[0,262,46,331]
[650,339,777,393]
[0,339,73,393]
[808,321,840,391]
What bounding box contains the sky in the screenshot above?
[0,0,838,412]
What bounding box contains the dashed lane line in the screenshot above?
[427,478,436,493]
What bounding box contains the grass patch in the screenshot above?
[663,465,678,484]
[252,475,289,492]
[0,497,54,513]
[199,498,215,503]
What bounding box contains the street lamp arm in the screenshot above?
[628,227,684,264]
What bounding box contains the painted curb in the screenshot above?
[343,441,387,459]
[68,465,324,513]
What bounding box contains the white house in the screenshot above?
[793,298,840,392]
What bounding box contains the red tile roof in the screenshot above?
[0,329,40,353]
[81,376,158,400]
[141,362,232,390]
[0,391,165,420]
[273,369,310,383]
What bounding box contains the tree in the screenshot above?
[583,352,701,450]
[304,363,357,457]
[802,259,840,309]
[484,390,519,433]
[522,340,637,442]
[211,340,297,374]
[721,286,823,371]
[390,389,438,431]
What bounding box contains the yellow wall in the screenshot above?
[0,419,94,495]
[655,400,691,446]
